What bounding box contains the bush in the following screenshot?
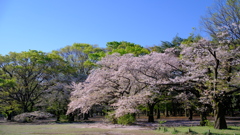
[59,115,68,122]
[13,111,54,123]
[204,120,214,127]
[117,114,136,125]
[105,112,136,125]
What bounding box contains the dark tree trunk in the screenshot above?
[165,103,169,117]
[157,108,160,119]
[148,104,155,122]
[200,111,207,126]
[23,105,29,112]
[68,113,74,122]
[185,108,188,117]
[188,109,193,121]
[214,102,227,129]
[172,102,177,116]
[56,115,60,121]
[83,113,89,120]
[56,110,61,122]
[6,113,13,121]
[230,105,234,117]
[89,110,93,117]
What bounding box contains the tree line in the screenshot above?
[0,0,240,129]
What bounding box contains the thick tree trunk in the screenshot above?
[214,102,227,129]
[6,113,13,121]
[148,104,155,122]
[200,111,207,126]
[83,113,89,120]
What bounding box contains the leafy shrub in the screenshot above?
[117,114,136,125]
[13,111,54,123]
[105,112,136,125]
[158,120,167,124]
[204,120,214,127]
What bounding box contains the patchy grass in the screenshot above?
[1,124,240,135]
[157,126,240,135]
[0,123,161,135]
[1,115,240,135]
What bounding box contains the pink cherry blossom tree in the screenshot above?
[67,53,150,119]
[179,35,240,129]
[67,50,181,122]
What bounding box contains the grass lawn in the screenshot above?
[157,126,240,135]
[1,115,240,135]
[0,123,162,135]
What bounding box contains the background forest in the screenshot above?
[0,0,240,130]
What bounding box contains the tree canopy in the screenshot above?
[0,50,67,118]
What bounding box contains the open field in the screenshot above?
[157,126,240,135]
[1,124,240,135]
[0,116,240,135]
[0,124,161,135]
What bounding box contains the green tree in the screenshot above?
[56,43,105,80]
[45,43,105,121]
[0,77,19,120]
[149,35,183,53]
[106,41,149,56]
[0,50,66,119]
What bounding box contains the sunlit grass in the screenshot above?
[157,126,240,135]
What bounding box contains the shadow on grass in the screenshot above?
[227,127,240,130]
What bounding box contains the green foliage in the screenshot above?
[204,120,214,127]
[105,112,136,125]
[148,46,164,53]
[117,114,136,125]
[181,34,202,45]
[158,120,167,124]
[59,115,69,122]
[137,105,149,111]
[149,35,183,53]
[106,41,150,56]
[56,43,105,77]
[0,50,68,115]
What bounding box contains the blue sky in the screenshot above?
[0,0,214,55]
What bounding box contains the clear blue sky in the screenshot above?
[0,0,215,55]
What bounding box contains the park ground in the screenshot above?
[0,115,240,135]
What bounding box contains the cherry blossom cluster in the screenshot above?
[216,23,240,44]
[67,50,180,117]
